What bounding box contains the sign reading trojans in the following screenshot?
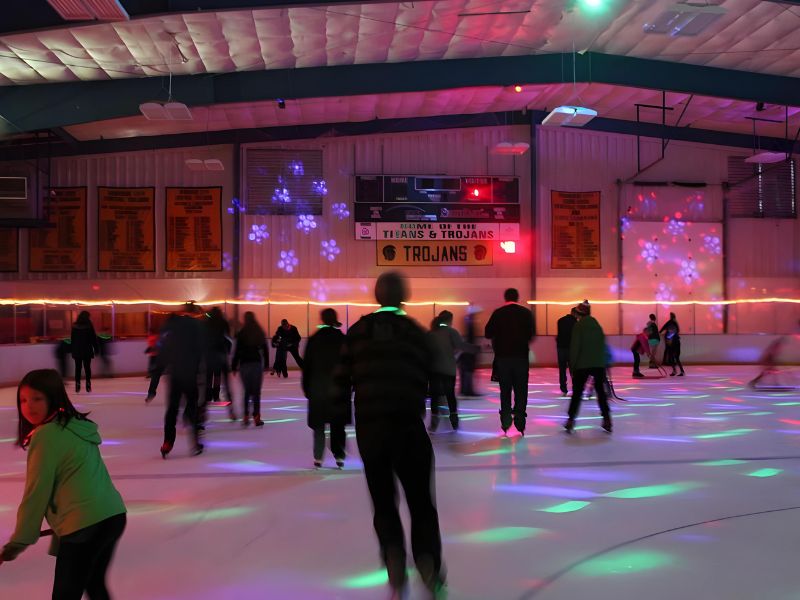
[29,187,87,272]
[356,222,519,241]
[98,187,155,271]
[551,190,601,269]
[377,241,493,266]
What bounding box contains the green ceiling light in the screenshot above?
[576,550,673,576]
[605,483,699,499]
[539,501,591,513]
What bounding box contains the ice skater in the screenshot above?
[749,336,789,389]
[70,311,100,393]
[302,308,351,468]
[556,307,578,395]
[203,307,235,421]
[427,310,463,431]
[457,307,481,396]
[271,319,304,377]
[660,312,685,376]
[231,311,269,427]
[336,272,445,599]
[631,328,655,378]
[1,369,126,599]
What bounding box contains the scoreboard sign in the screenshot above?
[356,221,519,241]
[356,175,519,205]
[354,202,519,223]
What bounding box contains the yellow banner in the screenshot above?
[551,190,601,269]
[377,241,493,266]
[98,187,155,271]
[166,187,222,271]
[0,228,18,272]
[29,187,87,272]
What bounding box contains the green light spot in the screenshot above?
[459,527,542,543]
[696,459,746,466]
[459,415,484,421]
[774,401,800,406]
[170,506,253,523]
[539,501,591,513]
[263,418,297,424]
[576,550,673,576]
[605,483,699,499]
[469,447,515,457]
[694,429,755,439]
[340,569,389,589]
[627,403,675,407]
[746,411,773,416]
[535,404,561,408]
[747,468,782,478]
[575,425,593,430]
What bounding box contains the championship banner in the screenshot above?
[98,187,155,271]
[357,222,519,241]
[0,228,18,272]
[551,190,601,269]
[377,241,493,266]
[166,187,222,271]
[29,187,87,272]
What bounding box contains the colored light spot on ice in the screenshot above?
[696,459,746,466]
[747,468,782,478]
[340,569,391,589]
[539,501,591,513]
[605,483,699,499]
[576,550,673,576]
[694,429,755,439]
[170,506,254,523]
[457,527,542,543]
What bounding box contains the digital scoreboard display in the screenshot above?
[355,176,519,204]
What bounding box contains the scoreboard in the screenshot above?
[356,175,519,205]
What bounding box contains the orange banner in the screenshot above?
[98,187,155,271]
[29,187,87,272]
[0,228,18,272]
[165,187,222,271]
[551,190,601,269]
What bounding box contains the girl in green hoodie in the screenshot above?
[1,369,126,599]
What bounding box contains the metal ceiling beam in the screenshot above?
[1,52,798,134]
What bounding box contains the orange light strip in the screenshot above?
[0,297,798,307]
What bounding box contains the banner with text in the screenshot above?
[0,228,18,272]
[357,221,519,241]
[551,190,601,269]
[29,187,87,272]
[377,241,493,266]
[166,187,222,271]
[98,187,155,271]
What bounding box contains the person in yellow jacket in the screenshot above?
[1,369,126,599]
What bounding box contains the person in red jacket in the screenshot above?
[631,328,654,378]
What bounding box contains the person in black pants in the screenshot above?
[457,308,481,396]
[555,308,578,395]
[232,311,269,427]
[70,311,100,393]
[159,303,207,457]
[660,312,685,376]
[302,308,351,468]
[336,272,445,599]
[427,310,463,432]
[203,307,235,421]
[271,319,304,377]
[565,302,612,434]
[484,288,536,435]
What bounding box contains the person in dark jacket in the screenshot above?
[203,307,234,406]
[336,272,445,599]
[271,319,304,377]
[159,303,207,457]
[457,308,481,396]
[427,310,463,432]
[565,302,612,434]
[660,312,685,376]
[645,313,660,368]
[302,308,351,468]
[70,311,100,394]
[631,328,654,378]
[484,288,535,435]
[555,308,578,395]
[231,311,269,427]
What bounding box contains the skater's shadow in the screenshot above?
[444,432,525,458]
[562,431,613,447]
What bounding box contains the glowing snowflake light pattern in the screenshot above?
[620,216,631,234]
[248,224,269,244]
[666,218,685,236]
[310,280,329,302]
[277,250,299,274]
[272,177,291,203]
[321,239,341,262]
[332,202,350,220]
[288,160,304,176]
[296,214,318,233]
[227,197,245,214]
[312,180,328,196]
[222,252,233,272]
[640,241,659,266]
[655,282,675,303]
[678,258,699,285]
[703,235,721,255]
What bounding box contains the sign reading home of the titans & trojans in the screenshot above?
[356,221,519,241]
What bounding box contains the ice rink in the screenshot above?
[1,366,799,599]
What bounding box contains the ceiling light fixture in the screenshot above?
[139,72,192,121]
[47,0,129,21]
[541,106,598,127]
[491,142,530,155]
[643,3,725,37]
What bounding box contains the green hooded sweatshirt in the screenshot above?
[10,418,126,554]
[570,315,608,370]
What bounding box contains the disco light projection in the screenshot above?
[296,214,318,233]
[494,484,597,499]
[310,280,329,302]
[678,258,699,285]
[272,177,292,203]
[655,282,676,304]
[604,483,700,499]
[340,569,398,589]
[288,160,304,176]
[321,239,340,262]
[332,202,350,220]
[277,250,299,273]
[209,460,284,473]
[575,550,673,576]
[695,459,746,466]
[619,216,631,235]
[747,468,782,478]
[686,191,705,218]
[665,218,686,237]
[639,240,660,267]
[539,501,591,513]
[455,527,543,543]
[312,180,328,195]
[703,235,722,255]
[248,224,269,244]
[693,428,755,439]
[227,197,245,214]
[222,252,232,272]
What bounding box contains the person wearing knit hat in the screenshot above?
[565,301,612,434]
